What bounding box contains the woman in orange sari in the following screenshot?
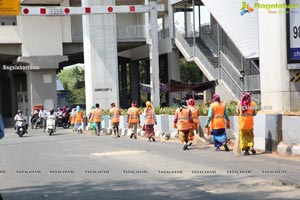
[143,101,156,142]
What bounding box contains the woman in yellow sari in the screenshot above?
[237,93,257,155]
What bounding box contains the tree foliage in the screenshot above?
[180,59,203,83]
[57,66,85,104]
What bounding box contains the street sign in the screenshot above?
[0,0,20,15]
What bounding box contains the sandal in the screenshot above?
[224,144,229,151]
[251,149,256,154]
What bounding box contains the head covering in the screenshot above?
[131,101,137,107]
[76,105,80,112]
[212,94,220,103]
[146,101,151,108]
[241,92,251,113]
[111,102,115,107]
[145,101,152,111]
[95,103,99,108]
[188,98,195,106]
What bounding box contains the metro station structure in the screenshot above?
[1,0,300,126]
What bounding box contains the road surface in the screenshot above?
[0,127,299,200]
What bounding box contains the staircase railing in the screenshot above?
[175,30,261,102]
[220,51,244,89]
[175,31,195,58]
[193,43,220,79]
[176,31,219,79]
[199,31,218,56]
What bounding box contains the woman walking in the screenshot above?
[237,92,257,155]
[143,101,156,142]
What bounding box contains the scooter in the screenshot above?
[31,117,42,129]
[16,120,28,137]
[46,118,56,136]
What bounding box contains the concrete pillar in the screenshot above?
[145,59,151,101]
[130,60,140,106]
[203,76,213,101]
[164,1,175,40]
[184,8,192,37]
[144,0,150,43]
[82,0,119,112]
[163,9,170,38]
[0,73,12,118]
[8,72,17,116]
[167,48,180,105]
[149,0,160,107]
[17,55,67,112]
[160,55,169,106]
[259,0,299,111]
[198,5,201,37]
[25,69,57,112]
[120,62,128,108]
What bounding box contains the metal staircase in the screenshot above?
[175,30,261,102]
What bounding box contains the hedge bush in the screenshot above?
[99,101,244,116]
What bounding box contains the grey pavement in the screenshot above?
[0,127,300,200]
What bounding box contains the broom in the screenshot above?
[193,124,210,146]
[233,131,242,156]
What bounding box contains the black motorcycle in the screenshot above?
[57,113,70,129]
[31,117,42,129]
[16,120,28,137]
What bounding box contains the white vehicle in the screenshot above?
[16,120,27,137]
[14,110,28,137]
[46,117,56,136]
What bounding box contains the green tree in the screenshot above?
[57,66,85,104]
[180,59,203,83]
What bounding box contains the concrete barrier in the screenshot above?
[282,116,300,144]
[86,114,300,154]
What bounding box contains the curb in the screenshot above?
[277,142,300,156]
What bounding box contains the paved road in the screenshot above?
[0,127,300,200]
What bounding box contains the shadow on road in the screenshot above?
[0,176,297,200]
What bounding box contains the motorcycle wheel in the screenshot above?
[63,123,70,129]
[18,132,24,137]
